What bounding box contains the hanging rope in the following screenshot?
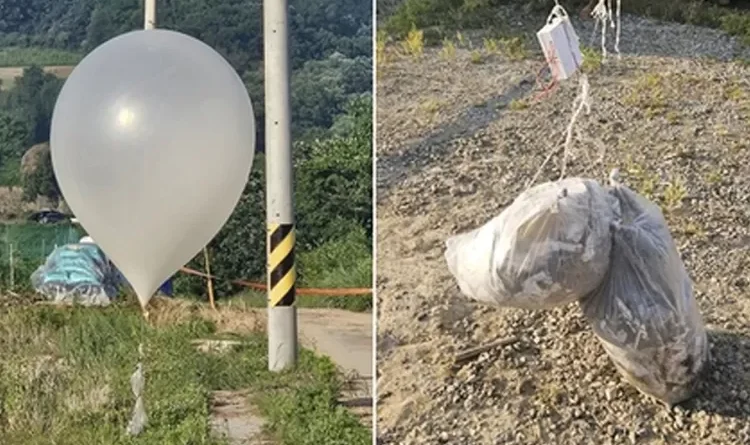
[591,0,622,60]
[561,74,591,180]
[126,322,148,436]
[527,1,592,189]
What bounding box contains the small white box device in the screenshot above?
[537,9,583,81]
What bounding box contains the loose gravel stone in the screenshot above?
[376,6,750,445]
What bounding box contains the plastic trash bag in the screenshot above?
[445,178,615,310]
[31,243,120,306]
[580,184,709,405]
[126,361,147,436]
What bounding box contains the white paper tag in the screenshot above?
[537,11,583,81]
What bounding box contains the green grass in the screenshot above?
[0,222,82,292]
[0,300,369,445]
[228,227,373,312]
[226,290,371,313]
[0,222,81,264]
[0,157,22,186]
[0,47,81,67]
[384,0,750,48]
[0,222,372,311]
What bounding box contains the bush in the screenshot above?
[296,95,373,250]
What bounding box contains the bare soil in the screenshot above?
[210,389,275,445]
[376,10,750,445]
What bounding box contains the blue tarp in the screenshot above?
[31,243,121,306]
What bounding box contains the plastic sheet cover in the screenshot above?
[445,178,615,310]
[30,243,121,306]
[580,184,709,405]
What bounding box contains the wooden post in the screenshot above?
[203,247,215,310]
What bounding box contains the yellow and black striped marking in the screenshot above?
[268,223,295,307]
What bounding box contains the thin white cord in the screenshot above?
[527,2,593,189]
[525,73,592,189]
[591,0,621,60]
[561,74,591,179]
[592,0,609,58]
[615,0,622,59]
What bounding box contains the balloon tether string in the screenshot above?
[126,304,149,436]
[526,2,592,190]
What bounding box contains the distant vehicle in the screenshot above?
[28,209,69,224]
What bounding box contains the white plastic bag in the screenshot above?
[126,362,147,436]
[445,178,615,310]
[580,184,709,405]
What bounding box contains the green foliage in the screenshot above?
[203,157,267,296]
[401,25,425,58]
[0,304,368,444]
[0,222,82,293]
[296,96,372,250]
[0,156,21,185]
[0,110,29,162]
[0,65,63,147]
[298,226,372,310]
[0,0,371,186]
[176,97,373,300]
[21,145,59,202]
[0,0,373,308]
[292,54,372,133]
[385,0,506,38]
[261,382,370,445]
[720,12,750,45]
[384,0,743,46]
[581,46,603,73]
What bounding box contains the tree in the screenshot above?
[291,54,371,134]
[295,95,372,250]
[0,111,30,162]
[22,145,59,202]
[2,66,64,146]
[203,157,267,294]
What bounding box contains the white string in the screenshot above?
[592,0,609,59]
[527,2,593,189]
[591,0,621,60]
[126,341,148,435]
[615,0,622,59]
[561,74,591,179]
[525,73,592,189]
[546,4,567,25]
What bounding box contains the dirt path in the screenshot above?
[195,305,373,441]
[298,309,373,425]
[298,309,373,379]
[210,390,274,445]
[376,8,750,445]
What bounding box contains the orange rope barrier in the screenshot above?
[178,267,372,296]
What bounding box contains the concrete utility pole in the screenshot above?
[144,0,156,30]
[264,0,298,371]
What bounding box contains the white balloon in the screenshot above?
[51,29,255,308]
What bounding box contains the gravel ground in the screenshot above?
[376,9,750,445]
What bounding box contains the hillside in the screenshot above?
[0,0,373,300]
[377,5,750,445]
